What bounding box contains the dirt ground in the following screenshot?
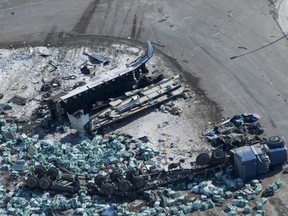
[1,0,288,215]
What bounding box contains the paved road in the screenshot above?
[1,0,288,215]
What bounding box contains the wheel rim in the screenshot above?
[110,171,122,182]
[212,149,224,160]
[118,180,131,191]
[47,167,59,179]
[34,165,47,176]
[269,136,280,143]
[38,177,51,190]
[94,175,106,185]
[196,153,210,166]
[26,176,38,188]
[132,176,145,188]
[101,183,114,196]
[126,170,137,181]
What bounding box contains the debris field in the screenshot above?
[0,41,287,216]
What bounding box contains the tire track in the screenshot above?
[135,14,144,39]
[44,25,57,45]
[72,0,101,34]
[119,0,136,36]
[188,35,264,107]
[108,0,123,36]
[131,14,137,38]
[99,0,113,35]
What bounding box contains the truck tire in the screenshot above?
[38,177,51,190]
[196,153,210,166]
[34,165,46,176]
[267,136,284,149]
[132,176,145,188]
[100,183,114,196]
[26,176,38,188]
[94,175,106,185]
[47,167,59,179]
[211,149,225,162]
[110,171,122,182]
[118,179,131,192]
[126,170,137,181]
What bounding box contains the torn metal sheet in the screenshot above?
[8,95,27,106]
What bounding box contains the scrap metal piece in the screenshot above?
[261,187,274,197]
[126,40,154,68]
[48,60,58,72]
[83,52,109,64]
[62,75,77,80]
[8,95,27,106]
[38,47,52,57]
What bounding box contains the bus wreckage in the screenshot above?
[48,41,186,132]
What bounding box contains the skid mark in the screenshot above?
[72,0,101,34]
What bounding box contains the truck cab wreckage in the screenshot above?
[48,41,186,132]
[24,115,288,198]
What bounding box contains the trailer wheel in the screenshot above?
[118,179,131,192]
[268,136,284,149]
[212,149,225,161]
[196,153,210,166]
[34,165,46,176]
[47,167,59,179]
[26,176,38,188]
[110,171,122,182]
[132,176,145,188]
[94,175,106,185]
[38,177,51,190]
[126,170,137,181]
[100,183,114,196]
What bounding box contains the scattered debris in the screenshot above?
[0,40,286,215]
[8,95,27,106]
[204,113,264,150]
[160,103,182,115]
[80,64,90,75]
[83,51,109,65]
[62,75,77,80]
[237,46,248,50]
[158,17,168,22]
[0,112,287,215]
[38,47,52,57]
[0,103,12,111]
[48,60,58,73]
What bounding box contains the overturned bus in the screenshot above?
[48,41,186,132]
